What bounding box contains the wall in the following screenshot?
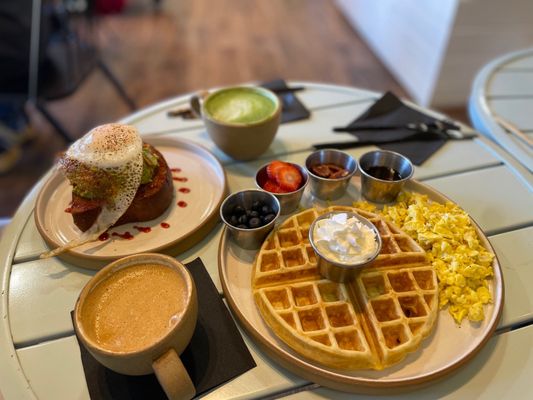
[337,0,533,107]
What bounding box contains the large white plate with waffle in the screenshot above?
[218,179,503,393]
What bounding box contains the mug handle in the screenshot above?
[153,348,195,400]
[189,90,209,118]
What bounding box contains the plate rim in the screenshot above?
[34,136,227,269]
[218,178,504,392]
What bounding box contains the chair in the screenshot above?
[13,0,137,142]
[468,48,533,174]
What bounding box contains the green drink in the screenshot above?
[205,87,277,125]
[190,86,281,160]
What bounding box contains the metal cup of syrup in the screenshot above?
[359,150,414,203]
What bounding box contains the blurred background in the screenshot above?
[1,0,532,218]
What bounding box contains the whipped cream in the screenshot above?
[313,213,378,264]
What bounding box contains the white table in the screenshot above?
[1,82,532,399]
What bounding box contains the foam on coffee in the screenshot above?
[81,263,188,353]
[205,88,276,124]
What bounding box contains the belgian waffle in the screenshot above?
[252,206,438,370]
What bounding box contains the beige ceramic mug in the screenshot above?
[73,253,197,400]
[190,86,281,161]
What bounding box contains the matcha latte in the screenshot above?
[204,87,277,124]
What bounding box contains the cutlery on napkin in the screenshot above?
[332,120,464,136]
[313,92,477,165]
[313,130,476,150]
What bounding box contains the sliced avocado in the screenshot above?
[61,145,160,200]
[141,146,159,184]
[72,184,100,199]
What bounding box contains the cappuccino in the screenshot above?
[81,263,187,353]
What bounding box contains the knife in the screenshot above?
[313,130,477,150]
[333,120,462,132]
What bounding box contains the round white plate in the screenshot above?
[35,137,226,269]
[218,179,503,393]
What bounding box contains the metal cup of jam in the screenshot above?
[305,149,357,200]
[359,150,414,203]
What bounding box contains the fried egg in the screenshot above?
[65,123,142,169]
[42,123,143,258]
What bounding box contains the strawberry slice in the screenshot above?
[266,160,286,181]
[263,179,284,193]
[275,164,302,192]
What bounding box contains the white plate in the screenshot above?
[218,179,503,393]
[35,137,226,269]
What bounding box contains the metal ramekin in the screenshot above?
[220,189,280,250]
[305,149,357,200]
[359,150,414,203]
[255,162,308,215]
[309,211,382,282]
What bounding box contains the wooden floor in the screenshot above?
[0,0,467,217]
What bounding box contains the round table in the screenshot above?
[1,82,533,399]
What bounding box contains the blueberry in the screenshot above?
[248,217,262,228]
[233,205,245,215]
[263,213,276,224]
[261,205,273,215]
[245,209,252,218]
[237,224,248,229]
[238,214,248,225]
[252,200,263,211]
[229,215,239,226]
[249,210,259,218]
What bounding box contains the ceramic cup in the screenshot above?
[190,86,281,161]
[73,253,198,400]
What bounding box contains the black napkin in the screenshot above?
[73,258,256,399]
[339,92,454,165]
[261,79,311,124]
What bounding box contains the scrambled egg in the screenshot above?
[354,192,494,324]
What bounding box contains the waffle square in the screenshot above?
[252,206,438,370]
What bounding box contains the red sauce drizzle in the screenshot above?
[133,226,152,233]
[98,232,109,241]
[173,177,188,182]
[170,168,182,173]
[177,201,188,208]
[160,222,170,229]
[112,232,134,240]
[178,187,190,193]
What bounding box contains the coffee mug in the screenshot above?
[190,86,281,161]
[73,253,198,400]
